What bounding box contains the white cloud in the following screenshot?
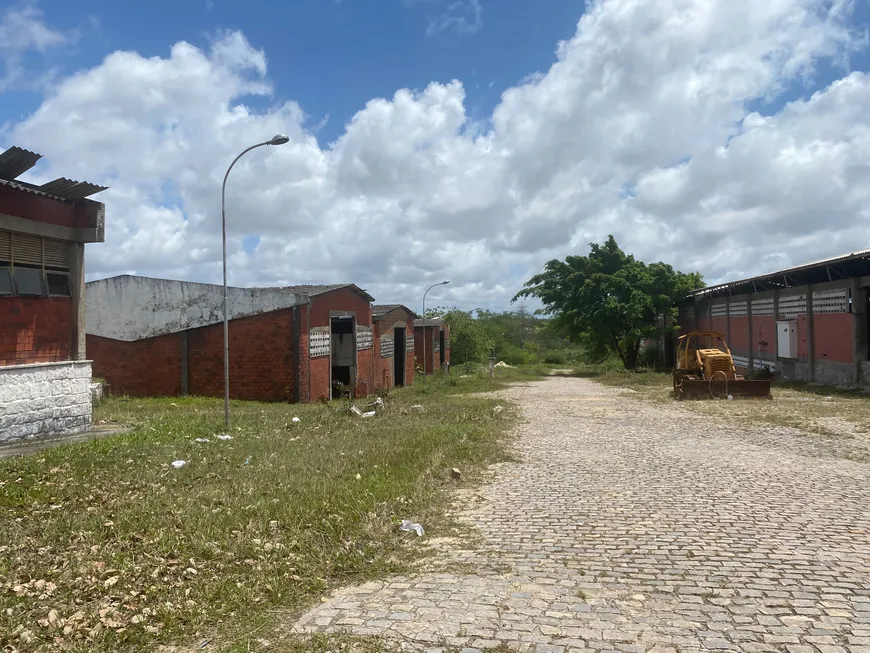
[4,0,870,311]
[0,4,75,91]
[426,0,483,36]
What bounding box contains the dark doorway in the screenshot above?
[394,327,406,387]
[330,316,355,399]
[439,330,445,368]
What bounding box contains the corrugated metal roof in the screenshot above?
[689,248,870,297]
[38,177,108,201]
[0,146,42,181]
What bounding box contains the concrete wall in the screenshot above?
[86,275,305,341]
[0,361,92,442]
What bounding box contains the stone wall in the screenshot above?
[0,361,92,442]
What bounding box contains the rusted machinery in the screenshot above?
[673,331,771,400]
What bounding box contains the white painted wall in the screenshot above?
[86,275,305,341]
[0,361,92,442]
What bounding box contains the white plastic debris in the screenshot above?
[350,405,363,416]
[361,411,376,418]
[410,405,425,413]
[400,519,425,537]
[171,460,186,468]
[727,395,734,401]
[216,434,233,441]
[244,457,251,465]
[374,397,384,407]
[291,416,301,423]
[194,438,210,443]
[355,473,362,480]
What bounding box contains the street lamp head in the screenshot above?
[269,134,290,145]
[441,280,450,285]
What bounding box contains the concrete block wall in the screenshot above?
[0,361,92,442]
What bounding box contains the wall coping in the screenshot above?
[0,360,92,372]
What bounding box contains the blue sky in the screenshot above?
[14,0,583,143]
[3,0,870,310]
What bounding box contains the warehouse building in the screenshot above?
[0,145,107,441]
[676,250,870,386]
[86,275,376,402]
[372,304,417,389]
[414,317,451,375]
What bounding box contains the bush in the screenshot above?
[498,343,539,366]
[543,351,567,365]
[638,344,661,369]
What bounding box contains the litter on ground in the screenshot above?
[350,405,363,416]
[194,438,210,443]
[291,417,301,423]
[216,434,233,441]
[400,519,425,537]
[171,460,186,468]
[493,405,504,414]
[361,411,376,418]
[410,405,425,413]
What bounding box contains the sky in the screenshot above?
[1,0,869,312]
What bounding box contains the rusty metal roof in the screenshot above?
[0,146,42,181]
[689,248,870,298]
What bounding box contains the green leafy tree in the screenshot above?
[430,307,494,364]
[514,235,703,370]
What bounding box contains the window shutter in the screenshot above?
[12,232,43,266]
[0,230,10,263]
[43,238,70,268]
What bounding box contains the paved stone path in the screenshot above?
[293,376,870,652]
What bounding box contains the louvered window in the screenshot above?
[0,229,71,297]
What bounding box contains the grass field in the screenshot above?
[0,367,544,653]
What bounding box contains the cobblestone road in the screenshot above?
[293,376,870,653]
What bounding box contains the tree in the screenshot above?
[514,235,703,370]
[437,308,494,364]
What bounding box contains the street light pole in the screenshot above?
[221,134,290,427]
[421,280,449,382]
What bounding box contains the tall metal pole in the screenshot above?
[421,281,449,382]
[221,135,289,427]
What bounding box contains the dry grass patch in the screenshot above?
[0,369,536,653]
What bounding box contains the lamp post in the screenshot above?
[221,134,290,427]
[421,280,449,381]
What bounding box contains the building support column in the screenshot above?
[68,241,86,360]
[773,288,780,372]
[725,297,731,347]
[180,331,189,396]
[747,294,754,372]
[292,306,301,404]
[806,285,815,383]
[852,279,868,385]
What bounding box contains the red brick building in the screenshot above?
[86,275,375,402]
[673,250,870,386]
[0,145,107,440]
[414,317,451,376]
[372,304,417,389]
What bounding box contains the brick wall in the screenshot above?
[188,308,296,402]
[88,333,182,397]
[0,297,72,366]
[308,289,375,400]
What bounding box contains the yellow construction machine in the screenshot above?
[673,331,771,400]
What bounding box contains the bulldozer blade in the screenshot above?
[675,379,771,400]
